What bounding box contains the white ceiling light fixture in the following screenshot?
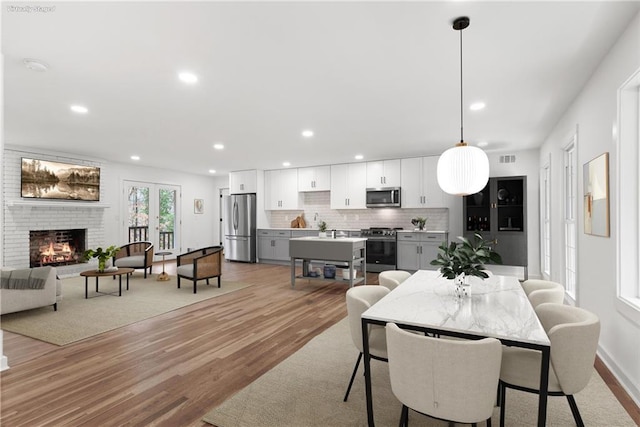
[302,130,314,138]
[23,58,49,72]
[209,169,216,174]
[477,141,489,148]
[70,105,88,114]
[355,154,364,160]
[178,71,198,84]
[470,102,486,111]
[282,161,291,167]
[130,155,140,161]
[213,143,224,150]
[437,16,490,196]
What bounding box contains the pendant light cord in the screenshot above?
[459,26,464,144]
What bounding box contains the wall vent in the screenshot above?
[500,155,516,164]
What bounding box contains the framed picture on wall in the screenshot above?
[194,199,204,214]
[583,152,609,237]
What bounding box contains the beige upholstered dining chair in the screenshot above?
[522,279,565,308]
[499,303,600,427]
[378,270,411,291]
[521,279,564,296]
[344,285,390,402]
[386,323,502,426]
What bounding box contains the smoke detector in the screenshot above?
[23,58,49,72]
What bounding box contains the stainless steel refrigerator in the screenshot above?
[223,193,257,262]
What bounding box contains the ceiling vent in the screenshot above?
[500,155,516,164]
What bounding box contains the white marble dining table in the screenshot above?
[361,270,551,427]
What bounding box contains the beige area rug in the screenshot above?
[203,318,635,427]
[0,274,251,346]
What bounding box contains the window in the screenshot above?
[564,138,577,300]
[540,159,551,277]
[617,67,640,324]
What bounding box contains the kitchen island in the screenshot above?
[289,237,367,288]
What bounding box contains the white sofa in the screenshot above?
[0,266,62,315]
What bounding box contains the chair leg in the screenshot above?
[399,404,409,427]
[486,417,492,427]
[566,395,585,427]
[343,353,362,402]
[53,302,57,311]
[177,277,181,289]
[193,280,197,294]
[218,276,221,288]
[206,278,210,285]
[499,382,506,427]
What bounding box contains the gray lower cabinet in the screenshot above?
[396,232,448,271]
[258,230,291,262]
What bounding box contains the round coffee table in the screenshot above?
[156,251,172,281]
[80,267,135,298]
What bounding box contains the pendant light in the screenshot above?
[437,16,489,196]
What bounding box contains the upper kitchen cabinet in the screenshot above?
[264,169,301,210]
[298,165,331,192]
[330,163,367,209]
[366,159,401,188]
[463,176,527,277]
[401,156,446,208]
[229,169,258,194]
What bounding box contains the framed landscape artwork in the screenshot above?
[21,158,101,201]
[583,152,609,237]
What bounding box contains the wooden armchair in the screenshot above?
[176,246,223,293]
[113,241,154,278]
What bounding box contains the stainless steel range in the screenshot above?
[360,227,399,273]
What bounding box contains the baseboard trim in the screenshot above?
[597,345,640,408]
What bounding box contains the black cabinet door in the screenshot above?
[463,176,527,268]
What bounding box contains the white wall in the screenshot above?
[104,162,227,253]
[539,11,640,405]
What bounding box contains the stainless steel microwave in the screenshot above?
[366,187,401,208]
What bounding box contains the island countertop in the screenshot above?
[289,236,366,243]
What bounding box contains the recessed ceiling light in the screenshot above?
[470,102,486,111]
[208,169,216,174]
[283,162,291,167]
[130,155,140,161]
[355,154,364,160]
[70,105,88,114]
[302,130,314,138]
[178,71,198,84]
[213,143,224,150]
[23,58,48,72]
[477,141,489,148]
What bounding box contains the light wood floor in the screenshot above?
[2,261,639,426]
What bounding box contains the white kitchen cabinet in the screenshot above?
[396,232,447,271]
[400,156,446,208]
[330,163,367,209]
[229,169,258,194]
[264,169,300,210]
[298,166,331,192]
[257,229,291,262]
[366,159,401,188]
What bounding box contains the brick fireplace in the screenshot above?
[2,149,107,276]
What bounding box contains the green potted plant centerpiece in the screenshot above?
[430,233,502,297]
[83,245,121,273]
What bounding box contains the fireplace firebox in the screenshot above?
[29,229,87,268]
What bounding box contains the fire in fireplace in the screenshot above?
[29,229,87,268]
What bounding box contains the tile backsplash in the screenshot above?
[267,191,449,231]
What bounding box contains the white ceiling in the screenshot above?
[4,1,640,176]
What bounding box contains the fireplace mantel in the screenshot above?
[5,199,111,209]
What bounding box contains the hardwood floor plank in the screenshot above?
[1,261,638,426]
